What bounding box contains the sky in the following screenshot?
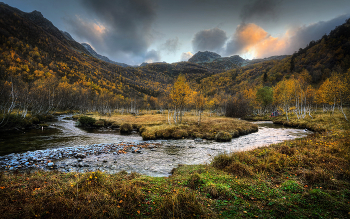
[2,0,350,65]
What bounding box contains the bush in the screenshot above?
[120,123,133,134]
[78,116,96,127]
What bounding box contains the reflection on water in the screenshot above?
[0,117,312,177]
[0,115,142,156]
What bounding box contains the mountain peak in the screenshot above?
[29,10,43,18]
[188,51,221,63]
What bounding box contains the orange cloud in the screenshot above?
[227,23,288,59]
[93,23,106,34]
[236,23,268,47]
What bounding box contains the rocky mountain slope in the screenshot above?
[189,51,288,70]
[80,43,130,68]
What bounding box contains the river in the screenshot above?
[0,115,312,177]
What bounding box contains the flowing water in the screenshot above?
[0,115,312,177]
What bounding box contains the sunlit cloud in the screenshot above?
[180,51,193,61]
[93,23,106,35]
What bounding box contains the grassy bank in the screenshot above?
[0,113,56,131]
[1,110,349,218]
[80,111,258,141]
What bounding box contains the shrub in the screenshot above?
[78,116,96,127]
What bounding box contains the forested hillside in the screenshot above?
[0,2,349,126]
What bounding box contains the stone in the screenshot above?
[47,162,54,167]
[194,138,203,142]
[74,153,86,159]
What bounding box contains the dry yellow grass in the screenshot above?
[88,110,258,140]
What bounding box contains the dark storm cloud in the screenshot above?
[65,0,157,60]
[144,49,161,63]
[286,14,350,54]
[160,37,181,54]
[192,27,228,53]
[240,0,280,22]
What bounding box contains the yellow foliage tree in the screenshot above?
[169,75,192,124]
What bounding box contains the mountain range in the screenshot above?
[1,1,350,109]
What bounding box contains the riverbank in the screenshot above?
[1,110,349,218]
[0,111,77,132]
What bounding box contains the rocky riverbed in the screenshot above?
[0,142,160,172]
[0,120,313,177]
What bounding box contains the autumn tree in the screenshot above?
[193,90,206,125]
[169,75,192,124]
[318,71,349,120]
[256,86,273,114]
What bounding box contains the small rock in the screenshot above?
[47,162,54,167]
[74,153,86,159]
[194,138,203,142]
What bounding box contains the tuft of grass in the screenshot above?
[156,189,209,218]
[120,123,133,134]
[93,119,105,127]
[186,173,205,189]
[215,131,232,142]
[78,116,96,127]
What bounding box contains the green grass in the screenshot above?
[1,109,350,218]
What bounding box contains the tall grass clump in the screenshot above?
[77,116,96,127]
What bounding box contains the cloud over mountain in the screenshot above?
[65,0,158,64]
[240,0,280,23]
[192,27,228,53]
[160,37,181,54]
[180,51,193,61]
